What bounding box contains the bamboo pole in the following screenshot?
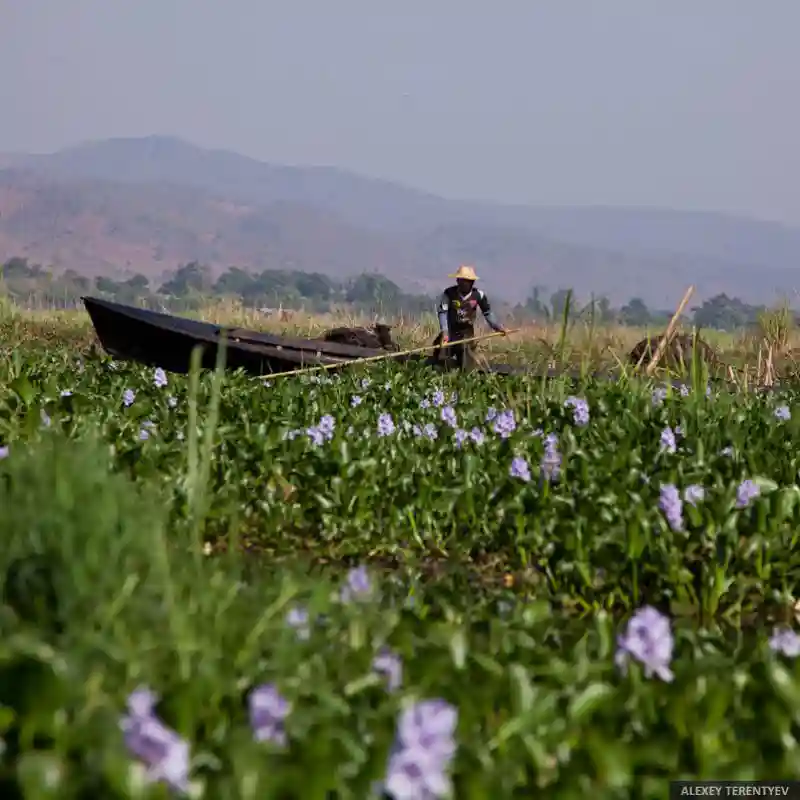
[263,328,518,380]
[637,285,695,376]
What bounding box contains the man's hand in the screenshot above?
[441,334,449,345]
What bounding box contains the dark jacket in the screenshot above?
[436,285,503,339]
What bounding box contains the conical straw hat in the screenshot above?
[448,264,479,281]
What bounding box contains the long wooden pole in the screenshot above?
[638,285,695,376]
[263,328,518,380]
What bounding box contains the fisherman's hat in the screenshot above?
[448,264,479,281]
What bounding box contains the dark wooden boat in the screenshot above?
[81,297,755,391]
[81,296,408,375]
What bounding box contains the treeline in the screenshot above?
[515,286,794,331]
[0,256,790,331]
[0,258,434,316]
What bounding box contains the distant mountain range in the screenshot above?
[1,134,800,306]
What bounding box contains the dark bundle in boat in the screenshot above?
[629,333,717,369]
[319,323,399,351]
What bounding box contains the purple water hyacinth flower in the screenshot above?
[615,606,674,682]
[720,445,734,457]
[397,699,458,758]
[432,390,445,407]
[306,426,324,446]
[679,384,690,397]
[660,426,677,454]
[485,407,498,422]
[440,406,457,428]
[454,429,468,448]
[775,405,791,421]
[378,413,396,437]
[383,699,458,799]
[565,396,589,426]
[60,389,72,397]
[419,399,431,409]
[248,684,290,747]
[286,605,310,640]
[340,565,372,602]
[372,648,403,692]
[683,484,705,506]
[120,687,191,793]
[361,377,371,389]
[540,433,561,482]
[492,409,517,439]
[652,386,667,407]
[0,446,8,459]
[674,425,684,437]
[318,414,335,438]
[509,456,531,482]
[384,744,453,800]
[736,479,760,509]
[469,427,485,445]
[423,422,438,441]
[153,368,168,388]
[412,424,423,437]
[769,628,800,657]
[351,395,363,407]
[123,389,136,407]
[659,484,683,531]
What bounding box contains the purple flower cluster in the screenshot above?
[659,484,683,531]
[378,413,396,437]
[565,396,589,426]
[120,688,191,793]
[769,628,800,657]
[307,414,335,446]
[509,456,531,482]
[373,647,404,692]
[774,405,791,421]
[492,409,517,439]
[735,479,760,509]
[248,683,291,746]
[615,606,674,682]
[339,565,373,602]
[659,426,677,454]
[540,433,561,482]
[683,484,705,506]
[382,699,458,800]
[440,406,457,428]
[652,386,668,407]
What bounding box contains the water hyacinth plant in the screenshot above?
[1,337,800,794]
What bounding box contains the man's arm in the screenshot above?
[477,291,506,333]
[436,293,450,340]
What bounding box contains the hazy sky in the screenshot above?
[3,1,799,225]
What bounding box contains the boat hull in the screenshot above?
[81,297,396,375]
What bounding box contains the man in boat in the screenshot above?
[434,265,507,369]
